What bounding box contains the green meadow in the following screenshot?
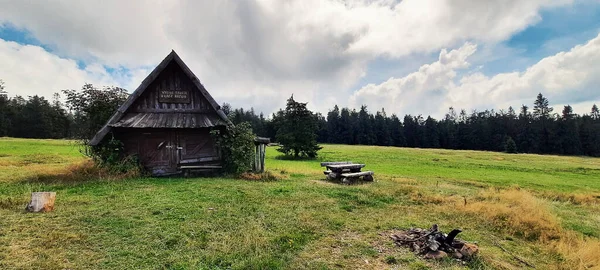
[1,137,599,269]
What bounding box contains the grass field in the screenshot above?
[1,137,600,269]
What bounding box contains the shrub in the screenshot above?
[211,122,256,175]
[80,137,142,174]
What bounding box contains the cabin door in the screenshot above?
[139,131,178,175]
[176,129,220,165]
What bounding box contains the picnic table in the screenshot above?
[321,162,374,183]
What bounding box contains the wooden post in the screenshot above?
[253,137,270,173]
[26,192,56,212]
[260,144,266,173]
[252,144,260,172]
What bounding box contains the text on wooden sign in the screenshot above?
[159,90,190,103]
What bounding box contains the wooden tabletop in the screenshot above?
[326,164,366,170]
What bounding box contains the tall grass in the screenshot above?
[457,188,600,269]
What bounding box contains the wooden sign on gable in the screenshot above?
[159,90,190,103]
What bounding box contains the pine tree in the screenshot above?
[388,114,405,147]
[374,108,392,146]
[532,93,555,153]
[357,105,375,145]
[326,105,341,143]
[275,95,322,158]
[503,136,518,153]
[579,115,600,156]
[424,116,440,148]
[557,105,582,155]
[533,93,553,119]
[0,80,9,136]
[339,108,354,144]
[221,103,232,117]
[591,104,599,120]
[314,113,328,143]
[403,115,418,147]
[561,105,574,120]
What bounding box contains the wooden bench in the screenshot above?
[340,171,374,183]
[340,171,373,178]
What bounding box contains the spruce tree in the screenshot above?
[275,95,322,158]
[503,136,518,153]
[424,116,440,148]
[326,105,341,143]
[339,108,354,144]
[533,93,553,119]
[532,93,555,153]
[558,105,582,155]
[0,80,8,136]
[374,108,392,146]
[591,104,599,120]
[389,114,405,147]
[357,106,376,145]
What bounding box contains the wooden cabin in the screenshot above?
[89,50,231,175]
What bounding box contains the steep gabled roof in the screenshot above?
[89,50,230,146]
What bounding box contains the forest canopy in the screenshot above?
[1,79,599,157]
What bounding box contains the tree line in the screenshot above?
[1,79,599,157]
[0,80,128,140]
[226,93,600,157]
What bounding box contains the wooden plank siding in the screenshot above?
[131,61,213,113]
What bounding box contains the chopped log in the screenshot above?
[320,161,353,167]
[327,172,338,180]
[26,192,56,212]
[363,174,374,181]
[340,171,373,178]
[323,170,331,175]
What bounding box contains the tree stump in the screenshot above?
[26,192,56,212]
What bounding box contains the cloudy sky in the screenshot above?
[1,0,599,118]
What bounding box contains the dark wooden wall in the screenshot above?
[130,62,214,113]
[117,128,220,175]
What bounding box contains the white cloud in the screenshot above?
[351,33,600,117]
[0,0,582,114]
[0,39,118,99]
[350,42,477,115]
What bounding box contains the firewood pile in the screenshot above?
[390,224,479,261]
